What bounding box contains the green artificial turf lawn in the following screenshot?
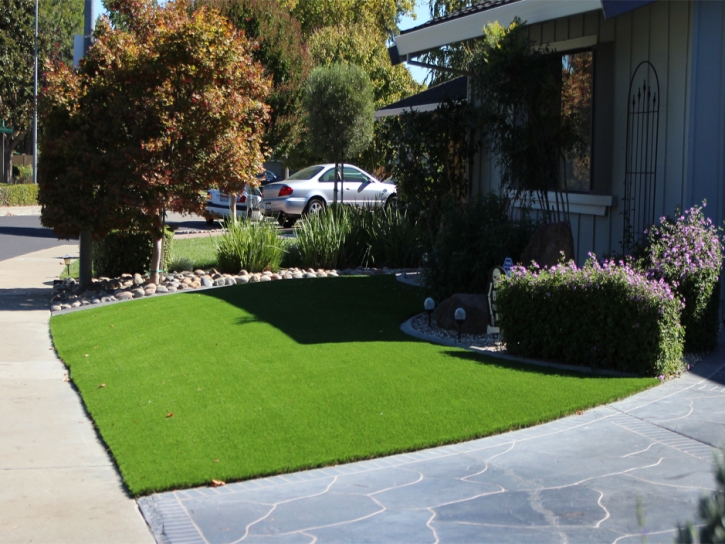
[50,275,656,496]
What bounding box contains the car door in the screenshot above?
[317,167,340,203]
[343,166,386,206]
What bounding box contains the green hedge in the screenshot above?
[0,183,39,206]
[497,260,684,377]
[93,228,174,278]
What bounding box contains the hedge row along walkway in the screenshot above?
[139,338,725,544]
[0,245,152,543]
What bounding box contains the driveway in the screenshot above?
[138,346,725,543]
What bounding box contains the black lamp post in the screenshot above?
[424,297,435,327]
[455,307,466,341]
[64,254,71,278]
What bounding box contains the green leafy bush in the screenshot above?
[93,228,174,278]
[0,183,39,206]
[385,99,478,234]
[296,204,424,270]
[424,192,536,300]
[497,259,684,376]
[215,219,286,273]
[644,204,723,353]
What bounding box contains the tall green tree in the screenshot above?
[0,0,34,183]
[40,0,270,285]
[303,63,374,203]
[292,0,415,38]
[40,0,84,65]
[198,0,313,161]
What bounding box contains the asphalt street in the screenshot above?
[0,215,71,263]
[0,212,220,264]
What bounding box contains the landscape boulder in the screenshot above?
[520,221,575,268]
[433,294,490,335]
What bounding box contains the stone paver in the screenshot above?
[0,245,153,543]
[139,346,725,544]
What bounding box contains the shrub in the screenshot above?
[93,228,174,278]
[215,219,286,273]
[645,204,724,353]
[296,205,352,269]
[0,183,39,206]
[424,192,536,300]
[497,259,684,376]
[296,205,424,270]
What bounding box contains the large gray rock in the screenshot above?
[116,291,134,301]
[520,221,575,268]
[433,294,490,335]
[201,276,213,288]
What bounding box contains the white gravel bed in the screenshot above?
[410,313,505,351]
[50,266,422,313]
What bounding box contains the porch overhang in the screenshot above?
[374,77,467,119]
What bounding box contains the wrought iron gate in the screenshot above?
[623,61,660,254]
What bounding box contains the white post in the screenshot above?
[32,0,38,184]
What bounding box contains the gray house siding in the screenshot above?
[686,0,725,231]
[471,1,696,264]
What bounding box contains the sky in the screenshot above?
[398,0,432,85]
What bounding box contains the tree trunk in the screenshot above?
[3,133,23,184]
[149,234,163,285]
[78,230,93,290]
[230,193,237,224]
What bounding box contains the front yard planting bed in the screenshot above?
[50,275,656,496]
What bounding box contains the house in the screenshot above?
[385,0,725,265]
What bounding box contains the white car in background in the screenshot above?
[204,186,262,223]
[261,164,397,228]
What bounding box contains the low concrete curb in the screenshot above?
[0,205,41,216]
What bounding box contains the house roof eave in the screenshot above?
[394,0,603,58]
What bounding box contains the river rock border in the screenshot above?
[50,266,421,313]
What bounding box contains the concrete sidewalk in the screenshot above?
[0,245,153,543]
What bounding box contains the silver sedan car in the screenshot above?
[261,164,397,227]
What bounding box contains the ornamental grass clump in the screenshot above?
[215,219,287,273]
[497,258,684,376]
[645,204,724,353]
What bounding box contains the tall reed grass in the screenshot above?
[215,219,287,273]
[296,204,423,269]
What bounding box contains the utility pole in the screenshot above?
[32,0,38,184]
[78,0,96,289]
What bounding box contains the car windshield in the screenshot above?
[287,166,324,181]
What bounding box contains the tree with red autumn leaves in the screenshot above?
[39,0,270,286]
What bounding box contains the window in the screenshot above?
[559,50,593,192]
[319,168,336,182]
[288,165,324,180]
[342,167,368,182]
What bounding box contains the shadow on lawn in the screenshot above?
[440,349,637,380]
[198,274,425,345]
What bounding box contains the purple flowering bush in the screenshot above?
[497,259,684,376]
[645,204,723,353]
